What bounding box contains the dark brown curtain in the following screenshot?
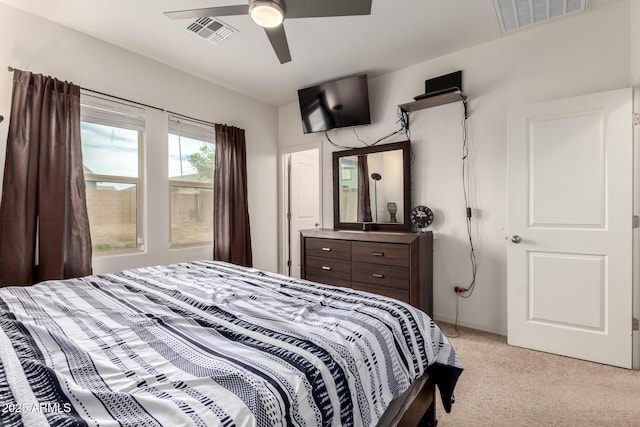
[213,124,252,267]
[0,69,92,286]
[357,154,372,222]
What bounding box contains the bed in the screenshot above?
[0,260,462,426]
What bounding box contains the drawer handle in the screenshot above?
[372,252,384,257]
[322,266,332,271]
[321,247,332,252]
[372,273,385,279]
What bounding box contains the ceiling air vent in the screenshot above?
[186,17,237,44]
[493,0,587,33]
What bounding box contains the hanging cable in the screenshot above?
[324,107,411,150]
[459,104,477,298]
[453,102,477,334]
[449,293,462,338]
[324,131,354,149]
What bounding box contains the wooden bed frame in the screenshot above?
[377,373,437,427]
[399,381,436,427]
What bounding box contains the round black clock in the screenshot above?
[410,205,434,229]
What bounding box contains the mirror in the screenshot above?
[333,141,411,231]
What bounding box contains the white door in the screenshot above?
[284,148,320,278]
[507,88,634,368]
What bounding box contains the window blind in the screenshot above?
[80,93,145,131]
[169,115,215,142]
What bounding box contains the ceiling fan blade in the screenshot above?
[264,26,292,64]
[164,5,248,20]
[284,0,372,19]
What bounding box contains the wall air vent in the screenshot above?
[493,0,587,33]
[186,17,237,44]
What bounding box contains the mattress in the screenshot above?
[0,260,462,426]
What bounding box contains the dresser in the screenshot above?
[300,229,433,316]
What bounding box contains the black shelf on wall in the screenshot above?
[399,90,468,115]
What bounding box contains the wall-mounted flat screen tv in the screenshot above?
[297,74,371,134]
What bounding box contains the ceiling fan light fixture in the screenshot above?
[249,0,284,28]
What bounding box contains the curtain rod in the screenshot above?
[6,66,217,127]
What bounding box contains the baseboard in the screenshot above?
[433,313,507,336]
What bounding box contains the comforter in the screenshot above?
[0,261,462,426]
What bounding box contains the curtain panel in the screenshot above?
[0,69,92,286]
[213,124,252,267]
[357,154,372,223]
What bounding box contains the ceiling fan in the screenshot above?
[164,0,373,64]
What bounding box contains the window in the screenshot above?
[168,116,215,247]
[80,94,144,254]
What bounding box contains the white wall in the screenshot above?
[278,1,631,335]
[0,3,279,273]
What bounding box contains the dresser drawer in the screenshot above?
[305,238,351,260]
[351,262,409,289]
[305,256,351,281]
[352,282,410,304]
[352,241,409,267]
[306,274,351,289]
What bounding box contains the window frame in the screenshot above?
[80,92,145,256]
[168,115,215,248]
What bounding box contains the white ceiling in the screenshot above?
[0,0,624,106]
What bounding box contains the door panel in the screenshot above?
[528,252,605,331]
[507,88,633,368]
[528,111,605,227]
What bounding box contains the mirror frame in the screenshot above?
[332,140,411,232]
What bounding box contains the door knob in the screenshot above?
[511,235,521,243]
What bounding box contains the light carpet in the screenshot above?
[433,323,640,426]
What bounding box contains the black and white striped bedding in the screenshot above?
[0,261,462,427]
